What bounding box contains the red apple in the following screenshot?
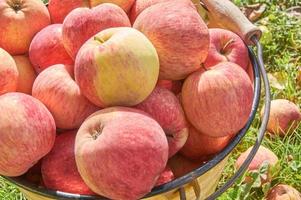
[75,107,168,200]
[32,64,99,130]
[180,125,232,160]
[24,162,42,186]
[204,28,249,70]
[42,131,94,195]
[62,3,131,60]
[168,154,204,178]
[266,184,301,200]
[92,0,136,12]
[235,146,279,183]
[156,79,183,95]
[48,0,89,23]
[155,166,174,186]
[182,62,253,137]
[261,99,301,136]
[0,0,50,55]
[29,24,73,73]
[133,0,209,80]
[136,86,188,157]
[0,92,56,177]
[130,0,169,23]
[13,55,37,94]
[0,48,18,95]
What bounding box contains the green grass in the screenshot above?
[1,0,301,200]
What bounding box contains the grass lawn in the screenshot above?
[1,0,301,200]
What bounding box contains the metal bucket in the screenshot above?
[2,1,271,199]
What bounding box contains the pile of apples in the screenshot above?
[0,0,255,199]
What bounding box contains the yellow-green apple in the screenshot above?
[42,131,94,195]
[266,184,301,200]
[260,99,301,136]
[32,64,99,130]
[29,24,73,73]
[182,62,253,137]
[235,146,279,184]
[75,27,159,107]
[48,0,89,23]
[133,0,209,80]
[155,166,174,186]
[180,125,232,160]
[62,3,131,60]
[136,86,188,157]
[156,80,183,95]
[75,107,169,200]
[168,154,203,178]
[0,92,56,177]
[13,55,37,94]
[0,0,50,55]
[0,48,18,95]
[203,28,249,70]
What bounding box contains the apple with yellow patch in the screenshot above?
[75,27,159,107]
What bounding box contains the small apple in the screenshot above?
[13,55,37,94]
[62,3,131,60]
[182,62,253,137]
[75,27,159,107]
[0,92,56,177]
[133,0,209,80]
[203,28,249,70]
[0,0,50,55]
[42,131,94,195]
[266,184,301,200]
[136,86,188,157]
[29,24,73,73]
[75,107,168,200]
[261,99,301,136]
[235,146,279,184]
[156,79,183,95]
[180,125,232,160]
[0,48,18,95]
[32,64,99,130]
[48,0,89,23]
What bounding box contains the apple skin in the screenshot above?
[42,131,94,195]
[155,166,174,186]
[62,3,131,60]
[204,28,249,70]
[168,154,204,178]
[75,27,159,108]
[0,48,18,95]
[260,99,301,136]
[0,0,50,55]
[235,146,279,184]
[266,184,301,200]
[133,0,209,80]
[32,64,99,130]
[0,92,56,177]
[136,86,188,158]
[129,0,170,24]
[180,125,232,160]
[29,24,73,73]
[48,0,89,23]
[90,0,136,12]
[75,107,169,200]
[13,55,37,94]
[182,62,253,137]
[156,79,183,95]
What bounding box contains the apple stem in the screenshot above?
[94,36,106,44]
[221,38,235,54]
[91,125,104,140]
